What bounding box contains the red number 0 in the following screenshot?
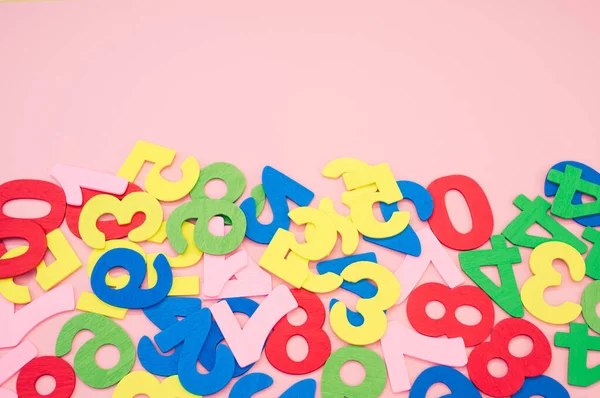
[265,288,331,374]
[467,318,552,397]
[16,356,76,398]
[427,175,493,250]
[406,282,494,347]
[0,219,47,279]
[0,179,66,233]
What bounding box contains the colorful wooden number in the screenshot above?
[241,166,314,244]
[229,373,316,398]
[0,179,66,233]
[55,313,135,388]
[78,191,163,249]
[0,341,37,398]
[459,235,524,318]
[395,227,465,303]
[467,318,552,397]
[65,182,144,239]
[167,198,246,256]
[16,356,75,398]
[554,322,600,387]
[583,226,600,279]
[199,298,259,377]
[138,297,202,377]
[210,285,298,368]
[365,180,434,256]
[90,248,173,309]
[0,219,47,279]
[409,366,481,398]
[113,371,201,398]
[502,194,587,253]
[582,280,600,334]
[329,260,400,345]
[381,321,467,392]
[190,162,246,203]
[320,346,387,398]
[0,285,74,349]
[155,307,235,396]
[0,229,82,304]
[521,241,586,324]
[427,175,493,250]
[117,140,200,202]
[512,375,569,398]
[265,289,331,374]
[323,158,408,239]
[304,197,359,256]
[547,163,600,220]
[202,217,271,299]
[545,160,600,227]
[406,282,495,347]
[259,205,344,292]
[317,252,380,326]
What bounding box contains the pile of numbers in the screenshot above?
[1,141,600,397]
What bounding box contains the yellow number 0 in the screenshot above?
[521,241,586,325]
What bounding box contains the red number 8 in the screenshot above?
[16,356,76,398]
[467,318,552,397]
[406,282,495,347]
[265,288,331,374]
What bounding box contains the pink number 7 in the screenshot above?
[394,227,464,303]
[0,285,75,349]
[210,285,297,367]
[0,341,37,398]
[202,217,272,299]
[381,321,467,392]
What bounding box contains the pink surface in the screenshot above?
[1,1,600,396]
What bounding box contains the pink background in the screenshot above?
[1,1,600,396]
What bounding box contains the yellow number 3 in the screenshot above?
[79,192,163,249]
[521,241,586,325]
[329,261,400,345]
[118,141,200,202]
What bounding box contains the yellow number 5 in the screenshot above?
[521,241,586,325]
[323,158,408,239]
[118,141,200,202]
